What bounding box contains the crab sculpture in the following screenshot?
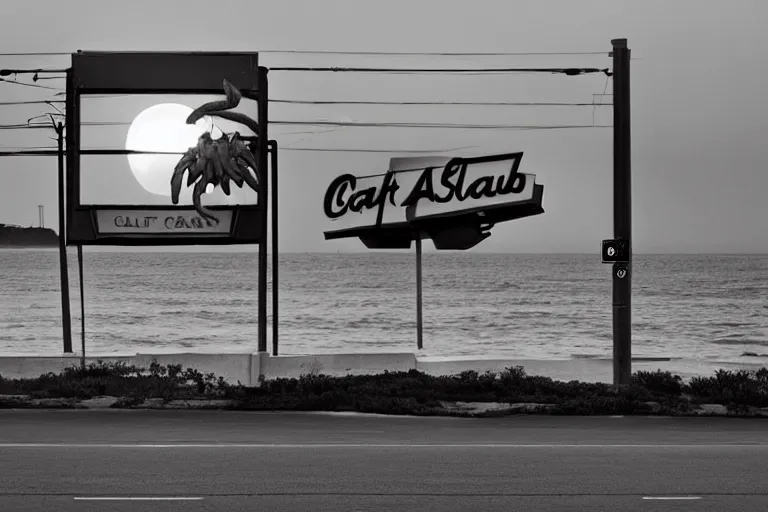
[171,79,261,222]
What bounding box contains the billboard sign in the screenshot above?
[322,152,544,249]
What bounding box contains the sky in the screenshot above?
[0,0,766,253]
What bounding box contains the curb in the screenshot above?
[2,395,768,417]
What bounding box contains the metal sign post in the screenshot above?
[415,234,423,350]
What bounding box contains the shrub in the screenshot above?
[631,370,683,396]
[685,369,768,407]
[3,360,768,414]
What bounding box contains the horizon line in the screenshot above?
[2,248,767,256]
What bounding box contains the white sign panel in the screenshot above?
[95,209,233,235]
[322,152,537,235]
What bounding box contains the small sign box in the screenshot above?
[601,239,630,263]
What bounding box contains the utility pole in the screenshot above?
[56,122,73,354]
[611,38,632,386]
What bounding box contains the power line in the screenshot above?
[270,121,609,130]
[270,99,611,107]
[0,124,53,130]
[0,78,62,90]
[67,120,610,130]
[0,145,57,150]
[0,50,610,57]
[269,66,612,76]
[0,52,69,56]
[0,146,475,157]
[46,93,614,107]
[0,99,614,107]
[0,68,68,76]
[0,100,64,106]
[0,149,59,156]
[261,49,607,56]
[279,147,478,153]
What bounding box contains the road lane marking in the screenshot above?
[642,497,702,500]
[1,443,767,448]
[74,497,203,501]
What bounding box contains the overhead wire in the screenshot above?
[0,52,615,156]
[29,120,610,130]
[269,66,612,76]
[260,49,608,56]
[0,52,70,56]
[0,123,55,130]
[270,99,611,106]
[0,98,610,107]
[0,100,64,106]
[0,50,609,57]
[0,146,482,157]
[269,121,609,130]
[0,77,62,90]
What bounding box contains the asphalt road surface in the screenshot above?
[1,410,767,511]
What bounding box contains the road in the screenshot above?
[0,410,767,511]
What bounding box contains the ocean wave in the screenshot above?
[712,338,768,347]
[2,253,767,359]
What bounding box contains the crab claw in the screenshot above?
[236,157,260,193]
[222,79,242,108]
[238,148,259,172]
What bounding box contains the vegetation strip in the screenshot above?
[1,360,767,417]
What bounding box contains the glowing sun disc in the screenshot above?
[125,103,209,197]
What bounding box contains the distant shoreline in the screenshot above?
[0,224,59,248]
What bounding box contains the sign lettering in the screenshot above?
[322,152,538,236]
[96,209,233,235]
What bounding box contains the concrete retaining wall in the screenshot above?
[0,355,132,380]
[0,352,418,386]
[0,353,254,385]
[1,352,765,386]
[256,352,417,381]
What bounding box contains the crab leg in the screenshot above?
[187,157,206,187]
[210,146,226,183]
[215,139,245,187]
[192,179,219,223]
[220,175,231,195]
[170,148,196,204]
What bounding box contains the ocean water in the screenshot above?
[0,250,766,363]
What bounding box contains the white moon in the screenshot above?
[125,103,209,197]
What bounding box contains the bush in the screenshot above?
[2,360,768,415]
[631,370,683,396]
[0,359,229,400]
[684,369,768,407]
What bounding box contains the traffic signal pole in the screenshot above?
[611,38,632,386]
